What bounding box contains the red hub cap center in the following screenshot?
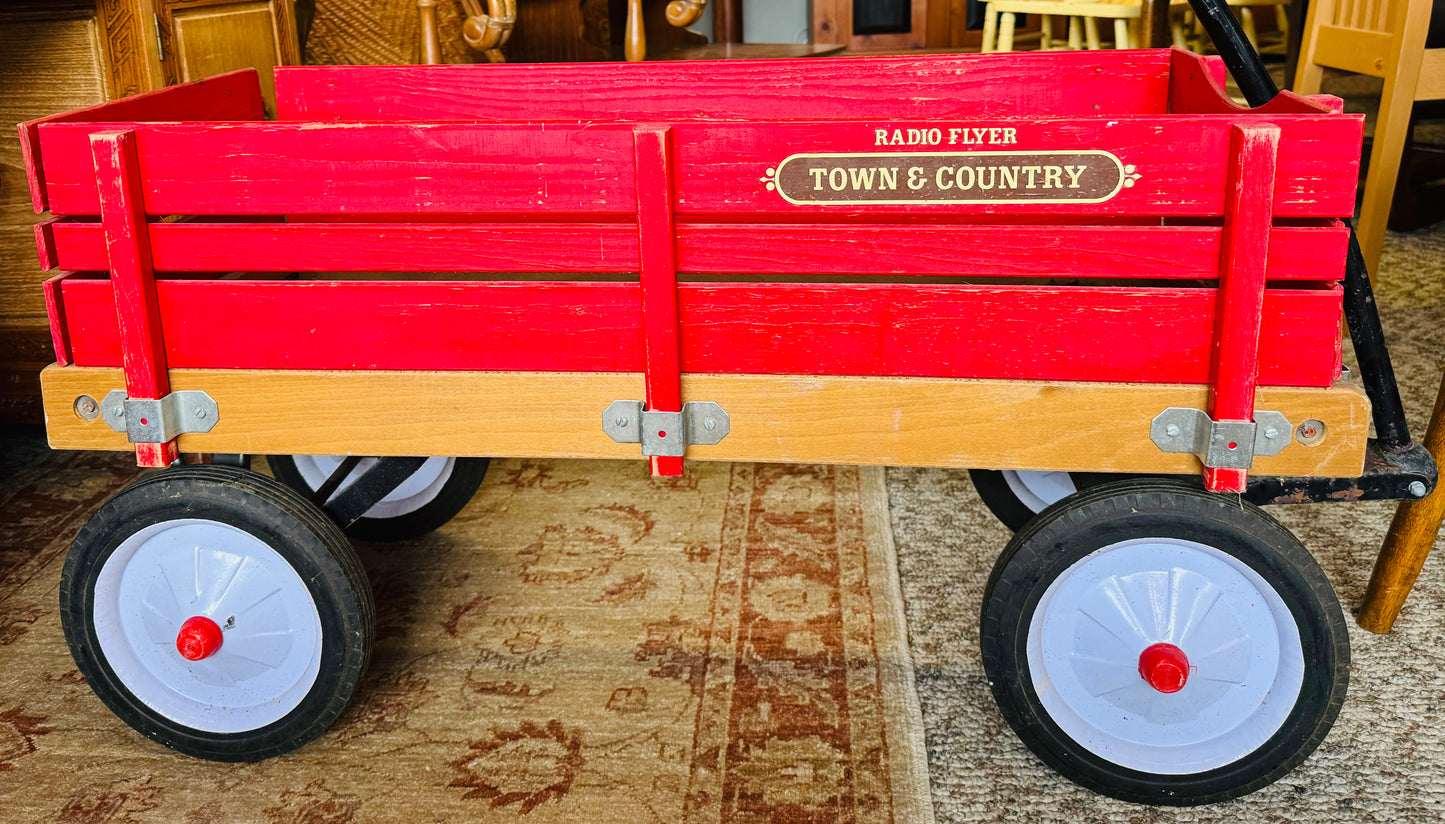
[1138,642,1190,693]
[176,615,223,661]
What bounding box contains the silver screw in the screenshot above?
[1264,427,1279,440]
[1409,481,1428,498]
[113,405,125,417]
[194,407,207,419]
[704,417,716,431]
[1165,424,1181,438]
[615,416,629,428]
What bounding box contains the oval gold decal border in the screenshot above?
[764,150,1135,206]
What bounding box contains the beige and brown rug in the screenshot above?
[0,454,933,824]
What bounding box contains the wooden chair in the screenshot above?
[1294,0,1444,278]
[982,0,1143,52]
[1171,0,1291,53]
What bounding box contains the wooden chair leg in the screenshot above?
[1085,16,1101,49]
[1360,369,1445,632]
[1041,14,1053,49]
[999,11,1017,52]
[982,4,999,53]
[1069,16,1083,49]
[1114,18,1131,48]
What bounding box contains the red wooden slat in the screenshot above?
[668,118,1360,219]
[1204,124,1280,492]
[676,283,1341,386]
[34,217,60,271]
[50,221,640,273]
[92,130,176,467]
[60,280,645,372]
[43,272,76,367]
[274,51,1173,123]
[55,279,1343,386]
[19,70,264,213]
[34,116,1360,218]
[37,122,639,216]
[46,220,1351,281]
[635,127,685,477]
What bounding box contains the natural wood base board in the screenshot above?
[41,365,1370,477]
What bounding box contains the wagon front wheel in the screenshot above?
[979,478,1349,805]
[267,455,489,542]
[60,465,373,761]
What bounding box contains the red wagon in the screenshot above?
[20,42,1433,805]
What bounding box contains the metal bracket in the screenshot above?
[1150,407,1292,469]
[101,389,219,443]
[603,400,729,457]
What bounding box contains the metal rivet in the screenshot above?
[703,417,716,431]
[1165,424,1181,438]
[1409,481,1428,498]
[615,416,628,428]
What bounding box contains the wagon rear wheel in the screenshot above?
[268,455,488,542]
[969,469,1135,531]
[979,478,1348,805]
[60,465,373,761]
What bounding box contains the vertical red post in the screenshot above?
[92,130,178,468]
[1204,123,1280,492]
[634,125,684,477]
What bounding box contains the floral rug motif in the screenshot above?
[0,453,932,824]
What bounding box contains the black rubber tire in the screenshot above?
[969,469,1136,531]
[267,455,489,542]
[60,465,373,761]
[979,478,1349,805]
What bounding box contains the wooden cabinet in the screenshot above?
[98,0,300,113]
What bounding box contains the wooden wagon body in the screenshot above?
[23,47,1416,802]
[25,48,1369,492]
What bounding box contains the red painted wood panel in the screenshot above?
[635,127,685,476]
[34,116,1359,219]
[61,280,646,372]
[46,220,1350,282]
[19,70,264,213]
[1204,124,1280,492]
[92,130,177,467]
[37,122,639,216]
[274,51,1173,123]
[55,278,1343,386]
[1168,49,1341,116]
[42,272,75,367]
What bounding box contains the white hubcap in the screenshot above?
[292,456,455,519]
[1027,537,1304,774]
[93,519,323,733]
[1003,470,1077,513]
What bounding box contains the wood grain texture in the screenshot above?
[41,220,1352,281]
[91,130,177,466]
[20,68,264,213]
[32,116,1361,219]
[38,365,1371,478]
[635,127,684,476]
[1360,369,1445,632]
[274,50,1175,122]
[1205,124,1280,492]
[52,277,1345,386]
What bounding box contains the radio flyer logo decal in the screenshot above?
[761,150,1140,205]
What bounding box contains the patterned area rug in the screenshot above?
[0,455,933,823]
